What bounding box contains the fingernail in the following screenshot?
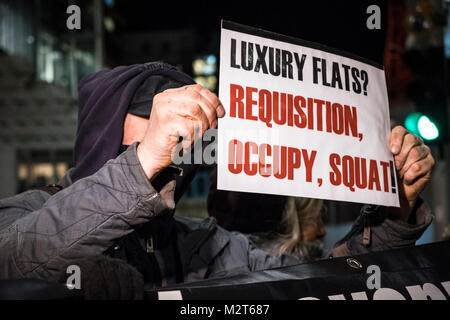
[217,104,225,117]
[391,145,398,154]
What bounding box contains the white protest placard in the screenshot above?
[218,20,400,207]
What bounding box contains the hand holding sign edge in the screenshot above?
[389,125,435,222]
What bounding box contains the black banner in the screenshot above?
[148,240,450,300]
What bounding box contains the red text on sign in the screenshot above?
[228,139,317,181]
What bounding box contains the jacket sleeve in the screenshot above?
[0,143,174,281]
[247,246,300,272]
[332,198,433,257]
[248,199,433,269]
[240,232,299,272]
[202,228,299,280]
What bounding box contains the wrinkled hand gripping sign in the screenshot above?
[218,21,399,207]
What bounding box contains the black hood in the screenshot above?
[71,61,198,202]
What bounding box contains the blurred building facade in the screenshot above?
[0,0,97,197]
[0,53,77,196]
[0,0,218,218]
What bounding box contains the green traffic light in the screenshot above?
[418,115,439,140]
[404,112,421,136]
[404,112,439,141]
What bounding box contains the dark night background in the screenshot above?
[105,0,388,67]
[0,0,448,246]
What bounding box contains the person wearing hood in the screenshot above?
[0,62,435,299]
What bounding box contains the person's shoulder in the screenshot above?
[0,188,51,231]
[174,215,218,233]
[0,188,50,211]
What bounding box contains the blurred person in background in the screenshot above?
[245,197,326,262]
[442,225,450,241]
[207,169,288,234]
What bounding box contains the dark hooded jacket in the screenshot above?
[0,62,433,295]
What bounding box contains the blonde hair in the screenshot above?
[442,225,450,241]
[277,197,324,258]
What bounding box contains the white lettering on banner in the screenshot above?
[158,290,183,300]
[442,281,450,296]
[351,292,369,300]
[406,283,447,300]
[328,294,346,300]
[218,21,399,207]
[298,281,450,300]
[373,288,406,300]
